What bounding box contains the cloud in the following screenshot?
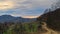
[0,0,57,10]
[0,0,57,18]
[11,0,57,11]
[22,16,39,18]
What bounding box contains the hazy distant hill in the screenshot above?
[0,15,36,23]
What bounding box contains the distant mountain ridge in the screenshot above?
[0,15,36,23]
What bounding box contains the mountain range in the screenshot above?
[0,15,36,23]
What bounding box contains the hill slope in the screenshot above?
[37,8,60,31]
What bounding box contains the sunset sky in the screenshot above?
[0,0,57,18]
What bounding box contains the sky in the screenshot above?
[0,0,57,18]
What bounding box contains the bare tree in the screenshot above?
[51,0,60,10]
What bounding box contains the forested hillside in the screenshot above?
[37,8,60,31]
